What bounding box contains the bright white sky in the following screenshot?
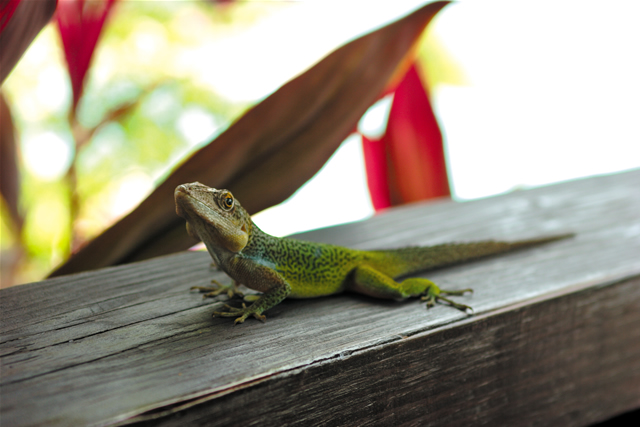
[251,1,640,236]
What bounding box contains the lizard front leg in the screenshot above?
[213,262,291,324]
[349,265,473,312]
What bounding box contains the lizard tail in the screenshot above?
[370,233,575,278]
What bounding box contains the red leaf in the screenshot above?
[361,135,391,210]
[0,0,57,84]
[388,63,450,201]
[362,62,450,210]
[0,0,21,34]
[56,0,116,112]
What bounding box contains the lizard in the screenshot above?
[175,182,573,324]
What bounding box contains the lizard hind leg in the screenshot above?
[350,265,473,313]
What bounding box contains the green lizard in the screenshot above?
[175,182,572,324]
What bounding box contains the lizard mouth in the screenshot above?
[175,184,223,224]
[174,184,209,219]
[174,185,191,218]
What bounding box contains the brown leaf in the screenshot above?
[0,92,22,231]
[50,1,450,277]
[0,0,57,84]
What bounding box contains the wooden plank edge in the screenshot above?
[114,274,640,426]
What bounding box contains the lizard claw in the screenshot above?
[191,280,244,299]
[420,286,473,313]
[213,303,266,324]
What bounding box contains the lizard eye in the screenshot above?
[221,192,234,210]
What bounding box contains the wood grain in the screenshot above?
[131,276,640,426]
[1,169,639,426]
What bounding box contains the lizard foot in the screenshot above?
[213,303,266,324]
[191,280,244,299]
[420,285,474,313]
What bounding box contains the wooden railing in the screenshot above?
[2,169,639,426]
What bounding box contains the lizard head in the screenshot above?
[175,182,251,253]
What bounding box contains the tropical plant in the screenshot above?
[1,0,457,286]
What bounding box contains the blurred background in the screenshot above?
[1,0,639,287]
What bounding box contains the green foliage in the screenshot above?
[2,0,258,285]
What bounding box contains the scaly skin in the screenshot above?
[175,182,573,324]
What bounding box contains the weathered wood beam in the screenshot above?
[1,169,639,426]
